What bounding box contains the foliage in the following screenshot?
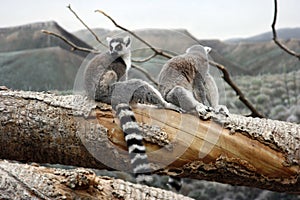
[226,70,300,123]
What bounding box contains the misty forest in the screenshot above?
[0,1,299,200]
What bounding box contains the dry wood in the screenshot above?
[41,30,99,53]
[0,90,299,194]
[0,160,191,199]
[67,4,107,48]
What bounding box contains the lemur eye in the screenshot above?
[115,44,122,51]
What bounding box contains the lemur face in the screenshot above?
[106,36,131,56]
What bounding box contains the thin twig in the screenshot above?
[66,5,159,84]
[67,4,107,48]
[182,31,264,118]
[132,53,158,63]
[48,7,262,117]
[209,60,264,118]
[41,30,99,53]
[42,30,159,85]
[132,63,159,86]
[97,9,264,118]
[271,0,300,60]
[95,10,173,59]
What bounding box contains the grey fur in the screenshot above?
[158,44,227,115]
[84,36,131,102]
[83,36,180,184]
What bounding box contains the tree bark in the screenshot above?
[0,89,299,195]
[0,160,191,199]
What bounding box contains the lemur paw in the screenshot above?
[215,105,229,116]
[101,71,117,86]
[196,103,210,119]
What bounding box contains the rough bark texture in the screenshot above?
[0,89,128,171]
[0,89,299,195]
[0,160,191,199]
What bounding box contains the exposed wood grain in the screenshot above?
[0,90,299,193]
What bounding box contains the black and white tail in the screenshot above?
[115,103,153,183]
[167,176,182,192]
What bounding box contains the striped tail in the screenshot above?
[167,176,182,192]
[115,103,153,183]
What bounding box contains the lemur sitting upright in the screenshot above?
[83,36,179,183]
[158,44,228,191]
[158,45,227,116]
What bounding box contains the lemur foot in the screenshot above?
[164,102,184,113]
[100,71,117,87]
[196,103,210,119]
[215,105,229,116]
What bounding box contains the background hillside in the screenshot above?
[226,27,300,43]
[0,21,299,200]
[74,27,300,76]
[1,21,300,92]
[0,47,83,91]
[0,21,91,56]
[0,21,91,91]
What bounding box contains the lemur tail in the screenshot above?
[115,103,153,183]
[167,176,182,192]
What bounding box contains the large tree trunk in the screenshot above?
[0,89,299,196]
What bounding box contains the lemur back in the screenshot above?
[83,36,179,184]
[158,45,222,114]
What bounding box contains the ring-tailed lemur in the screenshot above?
[158,44,228,191]
[159,45,227,116]
[83,36,180,184]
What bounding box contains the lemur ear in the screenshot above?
[106,37,112,44]
[204,46,212,54]
[123,36,131,47]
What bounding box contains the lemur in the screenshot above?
[158,44,228,191]
[159,44,226,116]
[83,36,179,183]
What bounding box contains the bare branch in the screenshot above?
[132,52,158,63]
[131,63,159,86]
[46,6,263,117]
[271,0,300,60]
[209,60,264,118]
[97,9,263,117]
[95,10,173,59]
[41,30,99,54]
[58,6,161,85]
[67,4,107,48]
[181,31,264,118]
[42,30,159,86]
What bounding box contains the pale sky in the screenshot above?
[0,0,299,40]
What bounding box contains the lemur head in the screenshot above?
[106,36,131,57]
[186,45,211,55]
[186,45,212,74]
